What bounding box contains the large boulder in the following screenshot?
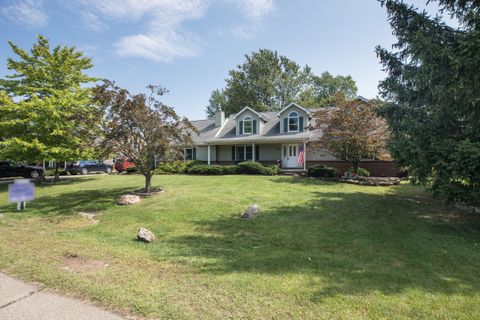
[137,227,156,242]
[241,204,260,219]
[118,194,141,205]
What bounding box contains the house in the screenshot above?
[186,98,398,176]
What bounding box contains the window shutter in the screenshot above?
[231,146,235,161]
[283,118,288,133]
[239,121,243,135]
[193,148,197,160]
[299,117,304,132]
[255,145,259,161]
[253,120,257,134]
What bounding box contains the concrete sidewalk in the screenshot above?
[0,273,126,320]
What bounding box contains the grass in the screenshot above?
[0,175,479,319]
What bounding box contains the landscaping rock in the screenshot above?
[137,227,156,242]
[78,212,96,220]
[241,204,260,219]
[118,194,141,205]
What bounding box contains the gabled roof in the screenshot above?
[276,102,312,118]
[233,106,268,122]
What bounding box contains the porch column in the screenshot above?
[207,144,211,165]
[303,141,307,170]
[252,143,255,162]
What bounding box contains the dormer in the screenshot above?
[277,103,312,133]
[233,107,268,136]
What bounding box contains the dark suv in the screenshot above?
[67,160,112,175]
[0,161,45,179]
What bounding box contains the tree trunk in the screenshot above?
[144,173,152,193]
[54,162,60,183]
[352,160,360,173]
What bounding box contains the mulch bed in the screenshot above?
[131,187,164,197]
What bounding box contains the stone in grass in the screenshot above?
[137,227,156,243]
[241,204,260,219]
[78,211,96,220]
[118,194,141,205]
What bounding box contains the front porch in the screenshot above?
[201,142,308,170]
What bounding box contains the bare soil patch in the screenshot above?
[61,253,108,273]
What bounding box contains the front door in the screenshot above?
[282,144,300,168]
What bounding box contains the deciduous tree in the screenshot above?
[0,35,101,181]
[94,81,196,193]
[310,96,389,171]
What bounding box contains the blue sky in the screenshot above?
[1,0,437,119]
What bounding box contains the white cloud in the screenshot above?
[1,0,48,28]
[229,0,275,20]
[2,0,276,62]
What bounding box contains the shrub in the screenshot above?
[348,167,370,177]
[237,161,279,175]
[126,166,139,174]
[187,164,227,175]
[307,165,340,178]
[155,160,201,174]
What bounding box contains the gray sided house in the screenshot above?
[185,99,398,176]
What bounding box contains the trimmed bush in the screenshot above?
[348,167,370,177]
[237,161,279,175]
[307,165,340,178]
[187,164,227,175]
[155,160,201,174]
[126,166,139,174]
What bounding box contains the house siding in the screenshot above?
[259,144,282,161]
[196,145,217,161]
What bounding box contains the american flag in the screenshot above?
[297,144,305,166]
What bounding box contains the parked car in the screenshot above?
[67,160,112,175]
[0,161,45,179]
[114,159,135,173]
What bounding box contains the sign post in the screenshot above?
[8,179,35,211]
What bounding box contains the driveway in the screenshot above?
[0,273,126,320]
[0,174,109,185]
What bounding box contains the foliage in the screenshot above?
[310,95,389,171]
[155,160,201,174]
[299,71,358,108]
[348,167,370,177]
[93,81,196,192]
[0,35,101,180]
[237,161,279,175]
[206,49,359,117]
[307,164,340,178]
[376,0,480,205]
[186,162,278,175]
[187,164,237,175]
[126,166,139,174]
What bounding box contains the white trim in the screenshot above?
[214,117,229,138]
[242,115,253,135]
[276,102,312,117]
[207,144,211,165]
[233,106,268,121]
[252,143,255,162]
[287,111,299,133]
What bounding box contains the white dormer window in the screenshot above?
[288,111,299,132]
[243,115,253,134]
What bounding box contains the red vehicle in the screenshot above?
[114,159,135,173]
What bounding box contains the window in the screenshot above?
[235,146,245,160]
[243,116,253,134]
[288,111,299,132]
[185,148,196,160]
[234,145,258,161]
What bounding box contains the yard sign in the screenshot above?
[8,179,35,210]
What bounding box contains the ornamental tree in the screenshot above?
[0,35,101,181]
[376,0,480,204]
[93,81,196,193]
[310,96,389,172]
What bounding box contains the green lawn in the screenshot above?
[0,175,479,319]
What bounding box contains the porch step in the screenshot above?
[279,168,307,176]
